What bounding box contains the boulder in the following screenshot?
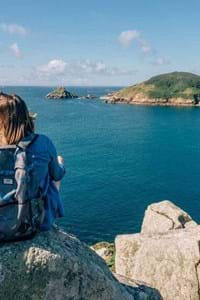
[141,200,197,234]
[0,227,161,300]
[115,201,200,300]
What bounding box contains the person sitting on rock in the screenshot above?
[0,92,65,231]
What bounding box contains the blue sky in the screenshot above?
[0,0,200,86]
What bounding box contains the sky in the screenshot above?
[0,0,200,86]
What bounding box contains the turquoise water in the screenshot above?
[2,86,200,243]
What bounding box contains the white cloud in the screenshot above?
[119,29,170,65]
[9,43,22,57]
[1,59,137,86]
[0,23,27,36]
[141,45,152,54]
[138,38,152,54]
[37,59,67,75]
[75,60,110,75]
[95,61,106,72]
[36,59,136,81]
[118,30,152,55]
[153,57,170,65]
[118,30,140,47]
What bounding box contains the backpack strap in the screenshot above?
[14,133,38,170]
[14,133,39,224]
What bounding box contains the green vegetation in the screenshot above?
[115,72,200,103]
[146,72,200,101]
[92,242,115,272]
[116,83,154,99]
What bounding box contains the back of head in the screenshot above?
[0,92,34,145]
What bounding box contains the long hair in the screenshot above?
[0,92,34,145]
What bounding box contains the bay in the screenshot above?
[2,86,200,244]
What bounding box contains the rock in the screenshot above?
[0,227,160,300]
[85,94,96,99]
[115,201,200,300]
[115,274,162,300]
[79,94,96,100]
[46,87,78,99]
[141,200,197,234]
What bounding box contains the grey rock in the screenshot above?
[141,200,197,234]
[0,227,160,300]
[115,274,162,300]
[115,201,200,300]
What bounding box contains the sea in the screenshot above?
[2,86,200,244]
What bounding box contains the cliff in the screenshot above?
[101,72,200,106]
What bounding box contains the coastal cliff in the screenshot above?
[101,72,200,106]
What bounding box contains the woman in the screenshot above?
[0,92,65,230]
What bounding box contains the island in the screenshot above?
[100,71,200,106]
[46,87,78,99]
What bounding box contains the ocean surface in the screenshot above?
[2,86,200,244]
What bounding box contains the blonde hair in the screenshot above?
[0,92,34,145]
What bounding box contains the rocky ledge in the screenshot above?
[46,87,78,99]
[0,226,161,300]
[114,200,200,300]
[1,199,197,300]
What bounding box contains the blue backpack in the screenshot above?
[0,134,45,242]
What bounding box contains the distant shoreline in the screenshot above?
[100,95,200,107]
[100,72,200,107]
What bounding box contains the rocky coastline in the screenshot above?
[100,94,199,107]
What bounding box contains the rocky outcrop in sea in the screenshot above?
[46,87,78,99]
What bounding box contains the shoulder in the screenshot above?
[29,134,55,152]
[35,134,52,144]
[34,134,56,152]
